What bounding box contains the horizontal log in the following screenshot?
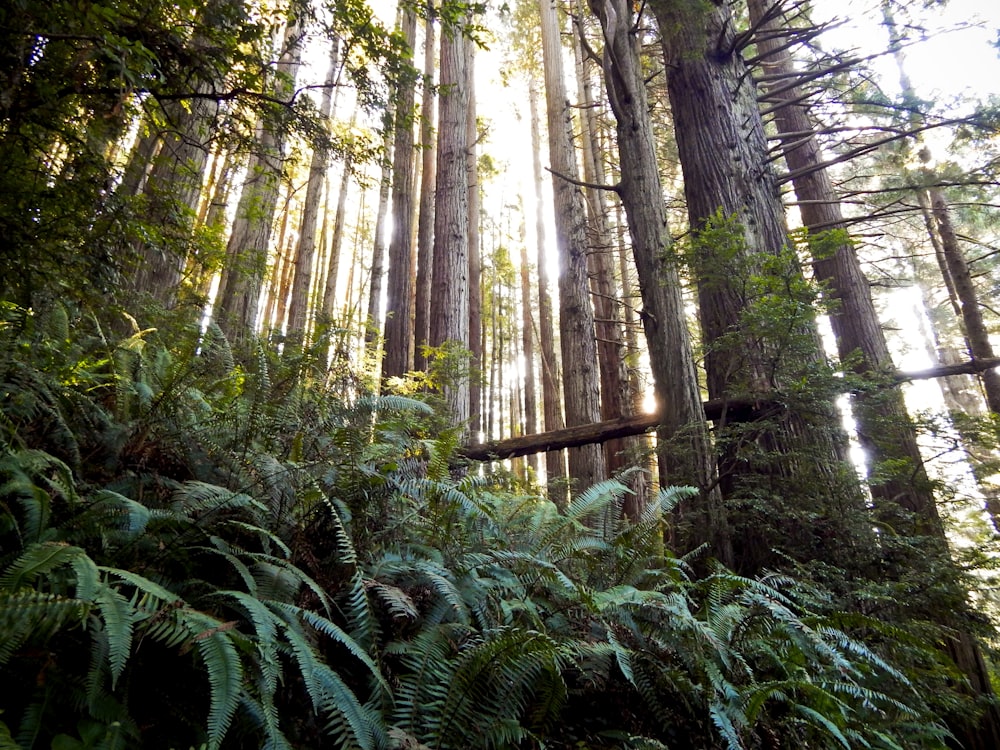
[457,358,1000,462]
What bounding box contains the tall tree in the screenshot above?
[651,0,867,573]
[287,40,341,339]
[571,12,642,513]
[538,0,606,491]
[429,16,472,425]
[413,10,438,372]
[214,15,304,340]
[589,0,729,558]
[745,0,940,532]
[467,37,484,438]
[380,8,419,377]
[527,76,568,504]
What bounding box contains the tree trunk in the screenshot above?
[571,14,645,515]
[287,41,340,340]
[519,220,540,478]
[652,0,867,574]
[528,76,568,506]
[746,0,939,529]
[214,19,302,341]
[591,0,729,558]
[413,12,438,372]
[539,0,607,493]
[467,37,483,439]
[429,16,471,427]
[380,10,419,378]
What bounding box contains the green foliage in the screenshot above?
[0,307,965,749]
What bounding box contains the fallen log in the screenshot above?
[457,357,1000,462]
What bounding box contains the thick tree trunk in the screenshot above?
[380,10,419,378]
[652,0,867,574]
[528,76,568,506]
[428,18,471,426]
[539,0,607,493]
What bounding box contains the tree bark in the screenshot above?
[571,13,645,516]
[591,0,730,558]
[467,36,483,438]
[413,11,437,372]
[214,19,302,341]
[539,0,607,493]
[528,76,568,506]
[746,0,939,528]
[380,10,419,378]
[652,0,867,574]
[287,41,340,340]
[428,17,471,426]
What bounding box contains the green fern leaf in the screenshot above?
[188,611,243,750]
[94,585,134,688]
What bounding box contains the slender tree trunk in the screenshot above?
[519,220,540,478]
[367,122,393,348]
[413,11,438,371]
[467,37,483,439]
[214,19,302,340]
[590,0,729,557]
[287,41,340,340]
[571,15,642,512]
[528,75,568,506]
[539,0,606,493]
[320,153,353,325]
[429,18,471,426]
[380,9,419,377]
[127,81,218,308]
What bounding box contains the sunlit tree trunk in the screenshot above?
[467,37,483,439]
[528,75,568,506]
[380,9,419,377]
[320,150,353,325]
[287,41,340,340]
[539,0,606,492]
[519,218,540,478]
[214,18,302,340]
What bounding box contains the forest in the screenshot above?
[2,0,1000,747]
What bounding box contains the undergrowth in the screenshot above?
[0,302,956,748]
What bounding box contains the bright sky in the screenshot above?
[813,0,1000,107]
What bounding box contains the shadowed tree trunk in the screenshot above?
[571,13,646,516]
[590,0,730,560]
[746,0,939,530]
[651,0,867,574]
